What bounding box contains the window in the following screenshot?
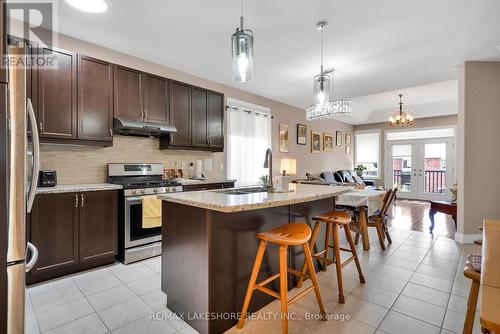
[227,99,272,186]
[355,130,380,178]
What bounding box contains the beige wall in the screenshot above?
[457,61,500,237]
[353,115,457,186]
[40,33,353,183]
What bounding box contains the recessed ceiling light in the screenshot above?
[64,0,108,13]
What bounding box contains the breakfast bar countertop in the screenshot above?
[36,183,123,194]
[158,183,351,212]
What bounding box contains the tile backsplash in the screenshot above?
[40,136,215,184]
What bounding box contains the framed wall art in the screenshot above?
[311,131,321,153]
[336,131,343,146]
[323,133,334,151]
[297,124,307,145]
[279,123,289,153]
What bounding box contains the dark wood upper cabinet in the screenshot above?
[36,47,77,139]
[77,56,113,142]
[191,87,209,147]
[29,193,79,278]
[144,73,169,124]
[208,91,224,149]
[168,81,191,147]
[113,65,143,121]
[79,190,118,263]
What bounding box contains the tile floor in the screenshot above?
[26,227,483,334]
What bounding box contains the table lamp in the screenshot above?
[277,158,296,192]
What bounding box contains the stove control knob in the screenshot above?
[153,189,158,193]
[141,189,146,194]
[131,190,137,195]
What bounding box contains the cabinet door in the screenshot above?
[114,65,143,121]
[30,193,79,277]
[79,190,118,262]
[191,87,209,147]
[36,47,77,139]
[144,73,169,123]
[208,91,224,149]
[77,56,113,142]
[169,81,191,146]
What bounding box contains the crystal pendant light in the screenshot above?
[231,0,253,82]
[306,21,351,120]
[388,94,414,127]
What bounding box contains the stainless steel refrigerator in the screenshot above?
[4,44,40,334]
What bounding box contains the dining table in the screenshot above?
[336,188,388,251]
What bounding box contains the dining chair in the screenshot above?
[353,188,396,251]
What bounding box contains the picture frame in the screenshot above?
[323,133,334,151]
[336,131,343,146]
[311,131,321,153]
[279,123,289,153]
[345,133,352,145]
[345,145,351,154]
[297,124,307,145]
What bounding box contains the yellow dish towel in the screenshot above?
[142,195,162,229]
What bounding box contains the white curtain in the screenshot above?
[227,102,271,186]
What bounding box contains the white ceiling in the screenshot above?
[54,0,500,124]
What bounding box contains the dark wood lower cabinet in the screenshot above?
[27,190,118,284]
[29,192,79,280]
[79,191,118,263]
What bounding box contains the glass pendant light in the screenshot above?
[306,21,351,120]
[231,0,253,82]
[388,94,414,127]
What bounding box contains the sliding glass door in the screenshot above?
[387,138,453,201]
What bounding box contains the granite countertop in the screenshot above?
[176,179,237,186]
[159,183,351,213]
[36,183,122,194]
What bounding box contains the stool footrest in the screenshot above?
[254,285,281,299]
[339,247,352,252]
[312,255,335,265]
[288,285,315,305]
[288,268,309,280]
[341,256,355,268]
[257,273,280,287]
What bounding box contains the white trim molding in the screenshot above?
[454,232,482,244]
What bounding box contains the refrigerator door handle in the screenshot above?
[25,242,39,272]
[26,98,40,213]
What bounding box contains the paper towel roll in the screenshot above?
[195,160,203,178]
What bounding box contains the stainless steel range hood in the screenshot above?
[113,117,177,137]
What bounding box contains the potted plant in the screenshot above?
[354,164,367,177]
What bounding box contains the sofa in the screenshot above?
[294,170,375,187]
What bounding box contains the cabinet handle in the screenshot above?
[109,129,113,137]
[39,122,43,132]
[81,194,84,207]
[144,109,148,120]
[75,194,78,208]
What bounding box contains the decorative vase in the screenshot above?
[356,170,363,177]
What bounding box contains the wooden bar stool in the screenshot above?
[237,223,326,334]
[297,210,365,304]
[463,254,481,334]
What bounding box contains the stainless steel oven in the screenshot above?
[108,163,182,264]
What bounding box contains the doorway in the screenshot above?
[386,138,454,201]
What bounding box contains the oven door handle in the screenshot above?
[125,196,145,203]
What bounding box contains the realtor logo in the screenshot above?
[2,0,59,69]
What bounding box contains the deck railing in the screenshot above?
[393,169,446,193]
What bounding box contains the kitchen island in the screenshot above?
[159,184,350,334]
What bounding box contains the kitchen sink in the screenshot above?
[216,187,268,195]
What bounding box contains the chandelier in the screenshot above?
[305,21,351,121]
[388,94,414,127]
[231,0,253,82]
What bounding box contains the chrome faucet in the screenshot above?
[263,148,274,193]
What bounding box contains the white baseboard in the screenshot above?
[454,232,482,244]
